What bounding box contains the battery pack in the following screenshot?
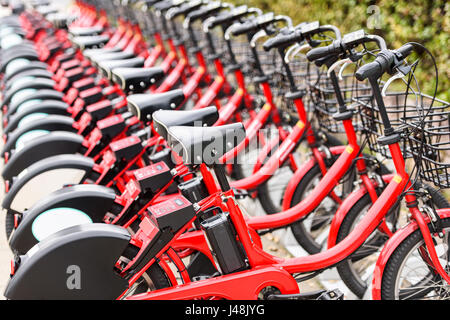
[133,161,172,193]
[86,100,113,121]
[79,86,103,105]
[110,135,143,160]
[73,77,95,92]
[126,214,171,272]
[97,114,126,139]
[148,195,195,234]
[177,177,209,203]
[200,212,248,275]
[149,147,176,169]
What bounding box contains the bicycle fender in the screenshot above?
[0,50,39,73]
[372,208,450,300]
[5,224,130,300]
[5,89,64,119]
[4,68,53,87]
[9,184,117,255]
[3,115,76,154]
[2,154,95,210]
[281,146,347,210]
[0,42,34,55]
[2,131,84,181]
[4,100,69,134]
[3,61,48,82]
[2,78,56,106]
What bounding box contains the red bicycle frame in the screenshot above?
[118,141,410,299]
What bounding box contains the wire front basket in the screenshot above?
[308,71,372,133]
[226,34,282,79]
[403,96,450,189]
[354,89,439,159]
[272,53,322,124]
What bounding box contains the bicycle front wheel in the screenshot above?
[381,217,450,300]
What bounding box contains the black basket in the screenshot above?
[354,89,433,159]
[308,71,372,133]
[403,95,450,189]
[273,53,321,123]
[226,34,282,79]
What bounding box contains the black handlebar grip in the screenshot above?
[208,12,232,28]
[208,7,250,28]
[314,55,339,68]
[306,42,339,61]
[230,21,257,36]
[396,43,414,59]
[187,5,223,22]
[168,1,203,19]
[355,50,397,81]
[262,31,301,51]
[153,0,179,13]
[354,60,382,81]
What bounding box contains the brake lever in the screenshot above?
[248,7,263,16]
[250,29,268,48]
[250,14,293,47]
[338,60,355,80]
[284,43,311,63]
[327,58,351,78]
[275,15,293,29]
[224,23,237,40]
[202,16,215,32]
[381,72,405,97]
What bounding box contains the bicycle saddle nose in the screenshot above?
[111,67,166,93]
[72,34,110,50]
[90,51,135,68]
[168,123,246,165]
[83,46,122,60]
[69,25,104,37]
[152,106,219,140]
[98,56,145,80]
[126,89,185,121]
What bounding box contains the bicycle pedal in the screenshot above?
[192,272,221,282]
[267,289,344,300]
[233,188,249,199]
[317,289,344,300]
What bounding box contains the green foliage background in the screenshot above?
[230,0,449,100]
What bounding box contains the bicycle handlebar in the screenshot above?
[184,1,231,26]
[228,13,292,37]
[153,0,184,14]
[262,26,303,51]
[306,40,341,61]
[165,0,204,20]
[203,5,260,30]
[355,43,414,81]
[263,22,341,52]
[306,30,387,62]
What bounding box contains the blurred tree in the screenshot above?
[230,0,449,100]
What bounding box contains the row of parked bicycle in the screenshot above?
[0,0,449,300]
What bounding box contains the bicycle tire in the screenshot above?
[336,183,449,299]
[257,132,344,215]
[288,161,339,253]
[380,217,450,300]
[120,245,171,297]
[5,210,14,240]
